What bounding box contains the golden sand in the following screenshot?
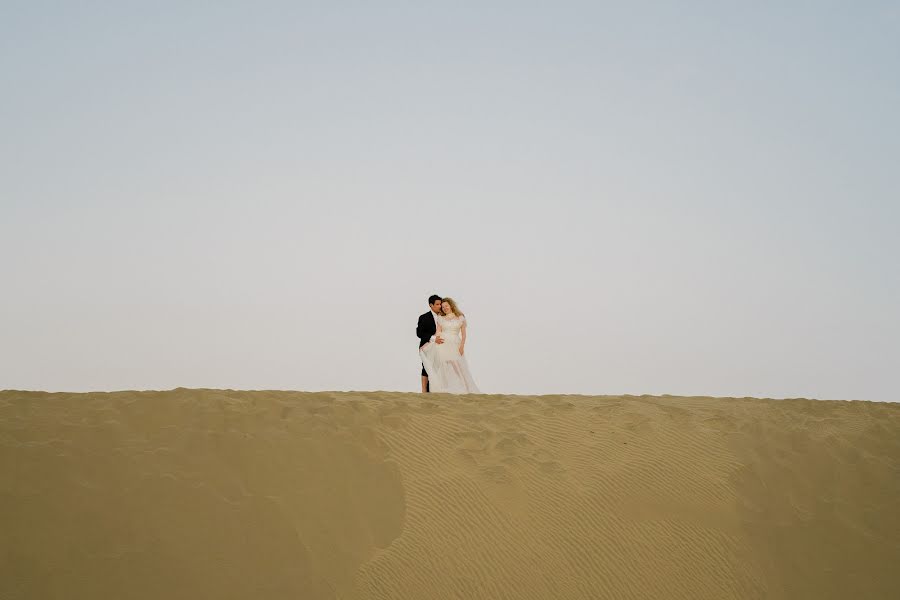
[1,389,898,599]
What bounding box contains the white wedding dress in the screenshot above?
[420,315,480,394]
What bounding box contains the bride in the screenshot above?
[419,297,480,394]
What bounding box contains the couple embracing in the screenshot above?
[416,295,480,394]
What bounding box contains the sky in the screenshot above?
[1,1,898,401]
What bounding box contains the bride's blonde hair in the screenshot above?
[442,297,464,317]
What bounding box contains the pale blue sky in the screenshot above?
[2,1,898,400]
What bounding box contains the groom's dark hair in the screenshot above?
[428,295,442,305]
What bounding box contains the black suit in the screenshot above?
[417,311,437,390]
[417,311,437,349]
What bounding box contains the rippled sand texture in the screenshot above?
[1,390,898,599]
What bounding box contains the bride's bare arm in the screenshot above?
[435,319,444,344]
[459,320,466,355]
[428,321,444,346]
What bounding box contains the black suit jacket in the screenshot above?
[417,311,437,348]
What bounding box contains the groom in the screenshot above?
[417,294,445,392]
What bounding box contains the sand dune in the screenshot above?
[1,389,898,599]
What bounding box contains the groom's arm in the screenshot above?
[416,314,427,340]
[416,313,443,345]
